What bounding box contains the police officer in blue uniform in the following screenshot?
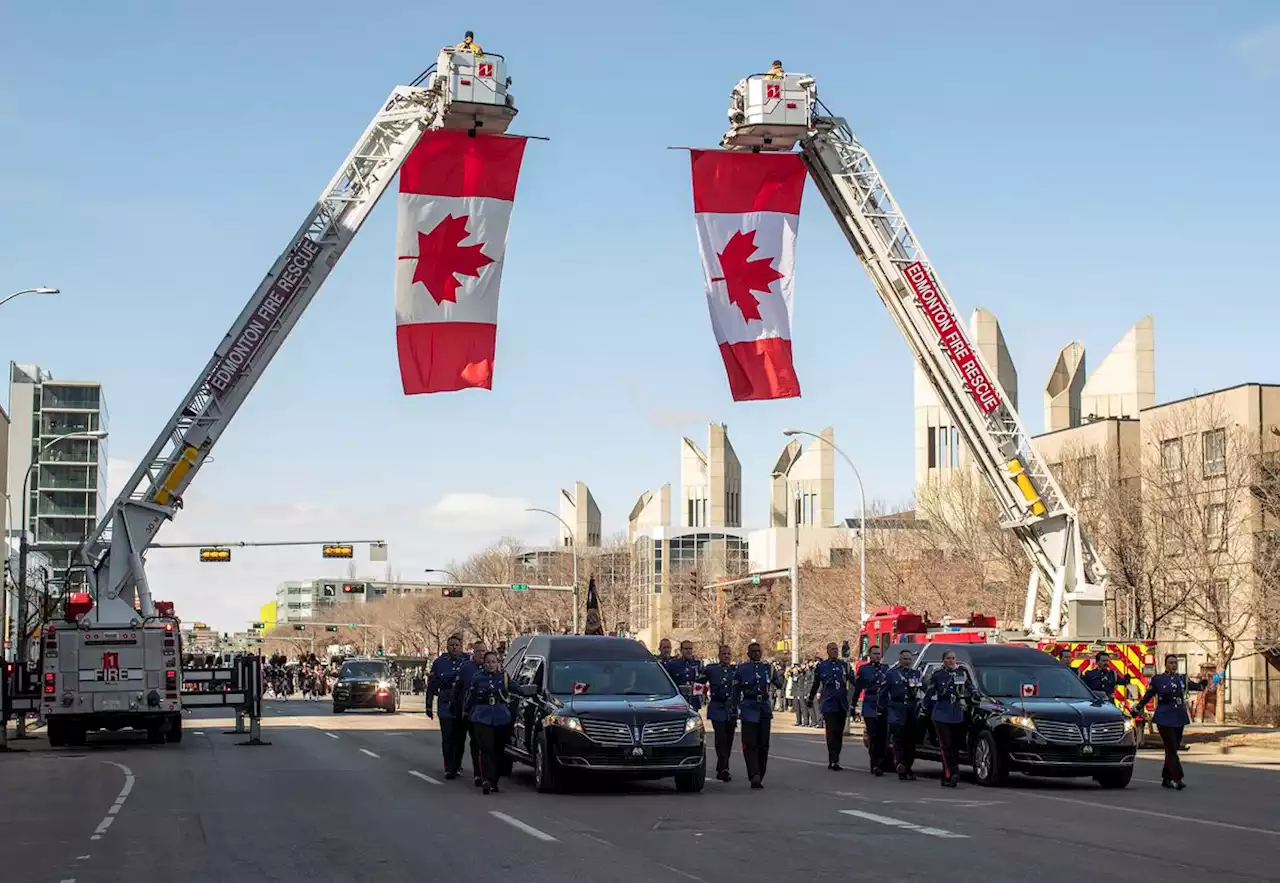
[807,642,853,770]
[665,640,705,712]
[879,648,923,780]
[462,650,513,794]
[700,643,738,781]
[854,644,889,775]
[451,640,489,786]
[925,649,970,788]
[424,634,468,778]
[734,640,784,789]
[1135,654,1208,789]
[1081,650,1130,702]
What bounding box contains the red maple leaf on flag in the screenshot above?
[409,214,494,305]
[572,682,590,695]
[711,229,784,323]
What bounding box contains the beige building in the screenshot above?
[1033,382,1280,703]
[680,423,742,528]
[915,308,1019,486]
[557,481,601,549]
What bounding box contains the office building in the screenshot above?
[5,363,108,594]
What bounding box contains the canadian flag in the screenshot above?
[572,682,590,696]
[1021,683,1039,698]
[395,130,528,394]
[690,150,806,401]
[690,682,709,698]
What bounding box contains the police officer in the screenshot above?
[807,642,853,770]
[879,648,922,780]
[854,645,889,775]
[1081,650,1130,701]
[926,649,970,788]
[656,638,673,664]
[1135,654,1208,790]
[665,640,705,712]
[701,643,738,782]
[462,651,512,795]
[424,634,468,779]
[452,640,489,786]
[734,641,783,789]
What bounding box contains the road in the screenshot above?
[2,699,1278,883]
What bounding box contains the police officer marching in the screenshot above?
[462,650,512,795]
[734,640,784,789]
[424,634,468,779]
[807,642,853,770]
[452,640,489,787]
[879,648,923,780]
[854,644,889,775]
[1136,654,1208,790]
[926,649,970,788]
[1081,649,1130,701]
[701,644,739,782]
[665,640,705,712]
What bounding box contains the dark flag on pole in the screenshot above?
[584,577,604,636]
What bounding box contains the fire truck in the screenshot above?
[720,72,1157,713]
[38,44,517,746]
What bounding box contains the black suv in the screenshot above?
[332,658,398,713]
[901,643,1137,788]
[503,635,706,793]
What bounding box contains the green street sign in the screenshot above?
[510,583,530,593]
[751,574,761,585]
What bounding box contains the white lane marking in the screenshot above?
[60,879,76,882]
[325,732,340,739]
[409,770,442,785]
[840,809,969,839]
[192,731,205,735]
[359,748,379,758]
[772,754,827,767]
[658,863,708,882]
[89,762,134,842]
[1015,791,1280,837]
[489,810,558,842]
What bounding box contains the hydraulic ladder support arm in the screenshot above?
[796,113,1107,636]
[77,85,439,623]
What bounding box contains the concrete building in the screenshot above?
[769,427,834,528]
[1079,317,1155,422]
[5,363,108,594]
[1044,341,1086,433]
[1033,382,1280,703]
[680,423,742,528]
[558,481,601,548]
[915,309,1019,486]
[627,484,671,544]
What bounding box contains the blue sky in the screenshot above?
[2,2,1277,630]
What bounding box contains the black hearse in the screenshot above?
[901,643,1137,788]
[502,635,706,793]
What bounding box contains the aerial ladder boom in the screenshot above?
[76,50,517,625]
[722,73,1107,638]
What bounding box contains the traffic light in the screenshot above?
[323,544,354,559]
[251,622,265,630]
[375,646,384,657]
[199,547,231,563]
[441,587,464,599]
[325,626,339,632]
[293,624,306,631]
[342,582,365,595]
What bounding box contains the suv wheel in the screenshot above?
[1095,768,1133,789]
[533,733,561,794]
[972,730,1008,787]
[674,755,706,793]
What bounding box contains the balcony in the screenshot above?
[38,439,101,465]
[39,385,102,411]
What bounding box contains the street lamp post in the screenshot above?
[790,482,801,666]
[11,429,108,736]
[0,286,59,310]
[783,429,870,626]
[525,508,579,633]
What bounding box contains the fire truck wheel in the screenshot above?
[1094,768,1132,789]
[146,721,166,744]
[164,714,183,743]
[972,730,1008,787]
[66,723,87,747]
[46,718,66,747]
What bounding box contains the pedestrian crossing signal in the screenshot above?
[441,587,464,599]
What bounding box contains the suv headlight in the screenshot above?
[543,713,582,732]
[685,715,704,733]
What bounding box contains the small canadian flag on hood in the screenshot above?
[572,682,590,695]
[1021,683,1039,698]
[690,682,709,697]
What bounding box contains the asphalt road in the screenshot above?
[2,699,1278,883]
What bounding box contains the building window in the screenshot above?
[1161,438,1183,483]
[1079,456,1097,498]
[1202,428,1226,478]
[1205,503,1227,551]
[927,428,937,468]
[951,427,960,467]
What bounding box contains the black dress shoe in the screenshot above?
[445,771,458,780]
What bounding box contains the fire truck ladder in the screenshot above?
[77,62,515,625]
[795,108,1107,637]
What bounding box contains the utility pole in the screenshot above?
[790,484,801,666]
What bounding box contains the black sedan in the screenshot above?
[332,658,399,713]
